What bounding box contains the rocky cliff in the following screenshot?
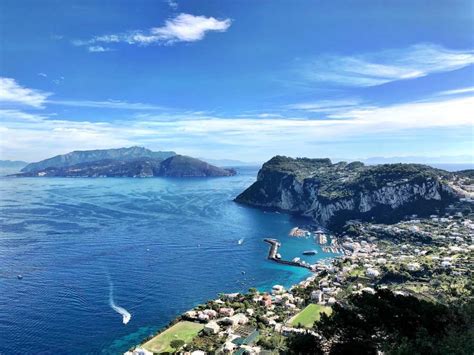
[235,156,461,228]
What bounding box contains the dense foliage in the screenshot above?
[286,289,473,355]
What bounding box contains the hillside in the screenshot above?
[21,146,176,173]
[14,155,236,178]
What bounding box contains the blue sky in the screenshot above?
[0,0,473,162]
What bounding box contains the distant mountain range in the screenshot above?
[13,147,236,178]
[0,160,29,169]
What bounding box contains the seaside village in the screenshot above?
[127,201,473,354]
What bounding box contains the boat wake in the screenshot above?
[238,238,244,245]
[109,281,131,325]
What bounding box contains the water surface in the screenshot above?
[0,168,334,354]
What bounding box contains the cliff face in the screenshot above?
[235,156,459,228]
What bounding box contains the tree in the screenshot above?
[170,339,185,353]
[286,332,323,354]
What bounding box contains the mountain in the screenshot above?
[14,155,236,178]
[158,155,236,177]
[21,147,176,173]
[0,160,28,169]
[235,155,463,229]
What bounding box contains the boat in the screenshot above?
[302,250,318,255]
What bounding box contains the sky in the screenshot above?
[0,0,473,163]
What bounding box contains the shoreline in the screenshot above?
[126,234,345,354]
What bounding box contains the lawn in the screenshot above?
[290,304,332,328]
[142,321,204,353]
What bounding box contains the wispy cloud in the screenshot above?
[167,0,178,10]
[2,94,472,161]
[0,77,51,108]
[49,99,166,110]
[301,44,474,87]
[0,76,167,111]
[286,99,363,113]
[87,45,113,53]
[438,86,474,96]
[73,13,231,49]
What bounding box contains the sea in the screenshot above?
[0,167,336,354]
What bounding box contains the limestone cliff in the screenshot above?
[235,156,460,228]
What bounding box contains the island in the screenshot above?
[11,147,236,178]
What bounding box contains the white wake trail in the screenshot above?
[109,281,131,325]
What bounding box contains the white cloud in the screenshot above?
[38,73,48,78]
[74,13,231,49]
[302,44,474,87]
[167,0,178,10]
[88,45,112,52]
[286,99,363,113]
[2,94,471,161]
[0,77,51,108]
[438,86,474,96]
[49,99,165,110]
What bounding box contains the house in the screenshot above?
[229,313,249,326]
[198,312,209,321]
[219,307,235,317]
[272,285,285,294]
[310,290,323,304]
[203,321,220,335]
[202,309,217,318]
[260,294,272,307]
[366,267,380,278]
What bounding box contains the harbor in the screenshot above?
[264,238,314,270]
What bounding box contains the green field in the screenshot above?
[290,304,332,328]
[142,321,204,353]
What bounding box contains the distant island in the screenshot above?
[235,156,472,229]
[13,147,236,178]
[0,160,29,170]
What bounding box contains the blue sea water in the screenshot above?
[0,167,335,354]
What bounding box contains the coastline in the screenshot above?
[125,233,345,354]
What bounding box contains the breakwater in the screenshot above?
[264,238,314,270]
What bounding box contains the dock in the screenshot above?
[264,238,313,270]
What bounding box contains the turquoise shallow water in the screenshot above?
[0,167,335,354]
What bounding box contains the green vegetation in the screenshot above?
[142,321,203,353]
[290,304,332,328]
[311,289,474,355]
